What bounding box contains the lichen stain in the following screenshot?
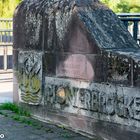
[18,51,42,105]
[19,72,41,94]
[25,12,42,46]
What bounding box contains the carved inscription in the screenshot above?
[18,51,42,105]
[45,77,140,121]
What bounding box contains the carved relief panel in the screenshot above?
[18,51,42,105]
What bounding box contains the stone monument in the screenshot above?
[13,0,140,139]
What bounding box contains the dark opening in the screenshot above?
[7,55,13,69]
[0,56,4,69]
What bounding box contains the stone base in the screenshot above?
[19,103,140,140]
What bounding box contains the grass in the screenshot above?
[0,103,96,139]
[0,102,53,131]
[0,102,30,117]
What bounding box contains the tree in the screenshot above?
[0,0,140,18]
[0,0,22,18]
[100,0,140,13]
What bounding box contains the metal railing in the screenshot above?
[0,18,13,29]
[118,13,140,45]
[0,18,13,43]
[0,29,13,43]
[0,18,13,72]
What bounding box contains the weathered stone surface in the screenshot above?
[45,77,140,125]
[13,0,140,139]
[13,0,139,51]
[13,49,19,71]
[43,53,56,76]
[18,51,43,105]
[56,53,107,82]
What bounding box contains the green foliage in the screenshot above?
[0,0,140,18]
[0,102,30,117]
[0,0,22,18]
[100,0,140,13]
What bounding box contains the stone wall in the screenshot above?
[13,0,140,139]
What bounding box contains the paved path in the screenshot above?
[0,111,92,140]
[0,82,13,103]
[0,73,13,103]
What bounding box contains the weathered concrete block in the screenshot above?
[13,0,140,139]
